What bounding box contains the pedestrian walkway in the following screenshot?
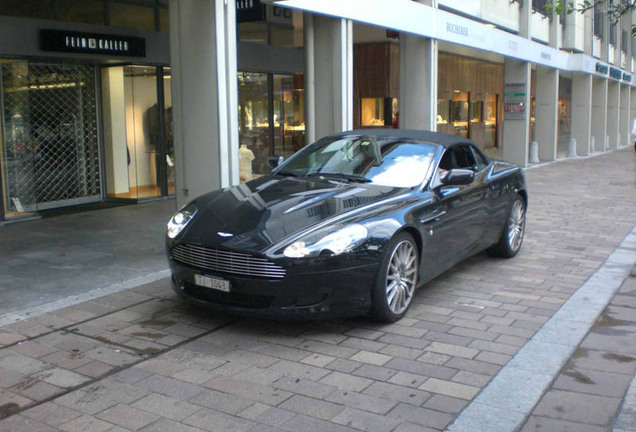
[0,147,634,432]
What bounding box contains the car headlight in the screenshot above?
[283,224,368,258]
[167,203,197,239]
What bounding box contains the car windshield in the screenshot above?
[275,136,437,188]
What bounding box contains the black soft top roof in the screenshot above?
[332,129,474,148]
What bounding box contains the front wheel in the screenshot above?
[488,195,526,258]
[370,232,419,322]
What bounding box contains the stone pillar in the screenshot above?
[607,80,620,149]
[591,77,608,152]
[304,13,316,145]
[535,66,558,162]
[503,59,531,167]
[169,0,239,207]
[398,34,438,130]
[620,83,630,147]
[313,15,353,138]
[571,73,593,156]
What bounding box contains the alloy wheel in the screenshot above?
[385,240,418,315]
[507,199,525,252]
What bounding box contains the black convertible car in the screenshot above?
[166,129,526,322]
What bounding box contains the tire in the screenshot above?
[370,232,419,322]
[488,194,526,258]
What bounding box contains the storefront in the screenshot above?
[0,7,171,222]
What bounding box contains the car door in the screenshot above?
[430,144,487,270]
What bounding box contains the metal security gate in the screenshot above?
[0,62,101,212]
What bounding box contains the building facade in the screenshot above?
[1,0,635,221]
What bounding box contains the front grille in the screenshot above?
[184,282,274,309]
[171,244,286,279]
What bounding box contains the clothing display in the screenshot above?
[239,144,255,182]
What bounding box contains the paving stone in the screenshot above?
[0,354,50,375]
[320,371,374,392]
[378,345,424,360]
[553,367,631,397]
[326,359,361,374]
[521,416,608,432]
[331,407,401,432]
[203,376,292,406]
[352,364,397,381]
[74,361,114,378]
[12,379,62,401]
[280,414,359,432]
[189,389,253,415]
[384,357,455,379]
[297,340,358,358]
[342,338,387,353]
[252,343,310,362]
[423,394,469,414]
[451,370,492,387]
[445,357,500,376]
[132,393,201,421]
[58,415,113,432]
[325,390,397,415]
[96,403,161,430]
[300,353,336,368]
[532,389,621,426]
[273,376,337,399]
[139,418,205,432]
[21,402,82,427]
[184,407,256,432]
[387,371,428,388]
[111,368,154,384]
[279,394,344,420]
[387,403,453,429]
[362,381,431,406]
[0,414,58,432]
[474,351,512,366]
[425,341,479,359]
[419,377,480,400]
[55,380,148,415]
[136,374,204,401]
[377,333,429,350]
[237,403,296,426]
[416,351,452,365]
[567,348,636,376]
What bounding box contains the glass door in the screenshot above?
[101,65,172,201]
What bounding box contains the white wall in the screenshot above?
[101,67,129,195]
[530,12,550,43]
[439,0,519,32]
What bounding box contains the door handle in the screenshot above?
[420,210,447,225]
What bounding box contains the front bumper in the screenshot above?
[167,253,379,319]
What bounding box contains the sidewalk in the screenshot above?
[0,147,635,432]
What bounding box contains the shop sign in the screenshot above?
[504,83,526,121]
[610,67,622,80]
[40,29,145,57]
[595,63,608,74]
[623,73,632,82]
[237,0,266,23]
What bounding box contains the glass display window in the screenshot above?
[470,101,482,123]
[484,93,498,148]
[437,99,450,125]
[361,98,386,127]
[451,90,469,138]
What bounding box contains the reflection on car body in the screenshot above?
[166,129,527,322]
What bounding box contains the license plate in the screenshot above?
[194,274,230,292]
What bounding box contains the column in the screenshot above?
[313,15,353,139]
[304,13,316,145]
[534,66,558,161]
[169,0,239,208]
[607,80,620,148]
[398,34,437,130]
[620,83,630,147]
[101,67,129,195]
[571,73,593,156]
[502,59,531,167]
[591,77,608,152]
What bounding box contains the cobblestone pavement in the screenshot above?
[0,148,635,432]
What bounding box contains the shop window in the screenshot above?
[437,99,450,125]
[484,93,498,148]
[361,98,396,128]
[109,2,155,31]
[469,101,482,124]
[58,0,105,25]
[0,0,55,19]
[451,91,469,138]
[160,8,169,33]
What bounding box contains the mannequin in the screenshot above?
[239,143,255,182]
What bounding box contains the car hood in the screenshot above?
[179,175,406,252]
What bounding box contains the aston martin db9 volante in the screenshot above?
[166,129,527,322]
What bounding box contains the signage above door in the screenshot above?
[40,29,146,57]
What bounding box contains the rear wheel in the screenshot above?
[488,195,526,258]
[370,232,419,322]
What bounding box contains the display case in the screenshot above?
[484,93,498,148]
[360,97,397,127]
[451,90,469,138]
[437,99,450,125]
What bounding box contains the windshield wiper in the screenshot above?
[305,172,371,183]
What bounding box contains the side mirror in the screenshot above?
[268,155,284,169]
[440,168,474,186]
